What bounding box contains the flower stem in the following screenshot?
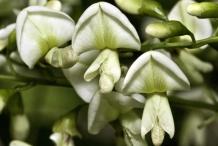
[198,112,218,129]
[141,36,218,51]
[0,74,71,88]
[168,96,218,111]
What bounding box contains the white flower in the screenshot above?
[71,2,140,93]
[16,6,75,68]
[122,51,190,146]
[72,2,140,55]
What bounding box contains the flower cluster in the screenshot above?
[0,0,217,146]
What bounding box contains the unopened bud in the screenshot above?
[45,46,79,69]
[44,0,62,11]
[139,0,167,21]
[146,20,195,43]
[187,2,218,18]
[115,0,143,15]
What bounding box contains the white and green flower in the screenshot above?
[71,2,140,93]
[16,5,75,68]
[122,51,190,146]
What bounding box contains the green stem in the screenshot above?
[0,74,71,88]
[198,112,218,129]
[168,96,218,111]
[141,36,218,51]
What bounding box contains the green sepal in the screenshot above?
[187,2,218,18]
[146,20,196,43]
[138,0,167,21]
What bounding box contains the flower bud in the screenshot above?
[187,2,218,18]
[115,0,143,15]
[45,46,79,69]
[10,140,32,146]
[44,0,62,11]
[139,0,167,21]
[146,21,195,43]
[10,114,30,140]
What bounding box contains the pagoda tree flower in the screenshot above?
[16,5,76,69]
[71,2,141,93]
[0,23,15,51]
[122,51,190,146]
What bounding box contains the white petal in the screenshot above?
[63,63,99,103]
[141,92,160,139]
[85,49,121,82]
[72,2,140,55]
[63,50,99,103]
[88,90,119,134]
[168,0,212,41]
[102,91,145,113]
[123,128,148,146]
[119,111,142,134]
[0,23,15,40]
[16,6,75,68]
[158,93,175,138]
[122,51,190,95]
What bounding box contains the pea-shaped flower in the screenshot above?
[16,5,75,68]
[122,51,190,146]
[71,2,140,93]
